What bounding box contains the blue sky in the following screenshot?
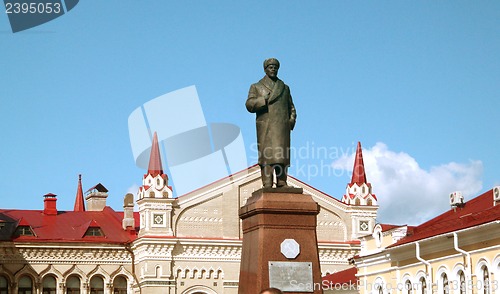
[1,1,499,225]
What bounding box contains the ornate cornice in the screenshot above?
[318,246,360,265]
[131,241,176,263]
[0,245,131,264]
[173,243,241,262]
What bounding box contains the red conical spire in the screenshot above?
[74,174,85,212]
[351,142,367,185]
[148,132,164,177]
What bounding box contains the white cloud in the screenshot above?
[332,142,483,225]
[126,183,140,195]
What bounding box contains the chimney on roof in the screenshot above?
[450,191,465,209]
[122,193,135,230]
[43,193,57,215]
[85,183,108,211]
[493,186,500,206]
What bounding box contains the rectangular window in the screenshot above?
[15,226,34,236]
[85,228,104,237]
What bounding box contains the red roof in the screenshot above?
[17,217,30,226]
[351,142,367,185]
[388,189,500,248]
[379,223,405,232]
[0,207,138,243]
[318,240,361,245]
[322,267,358,285]
[88,219,100,228]
[73,174,85,212]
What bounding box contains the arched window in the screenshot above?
[182,286,218,294]
[367,199,373,206]
[419,277,427,294]
[458,270,466,294]
[355,198,361,205]
[405,280,412,294]
[442,273,450,294]
[66,275,81,294]
[113,276,127,294]
[18,276,33,294]
[42,275,57,294]
[90,276,104,294]
[482,266,490,294]
[0,275,9,294]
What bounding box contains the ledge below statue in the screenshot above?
[240,187,317,219]
[259,186,304,194]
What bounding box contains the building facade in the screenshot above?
[354,189,500,294]
[0,137,378,294]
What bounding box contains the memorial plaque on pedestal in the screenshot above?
[269,261,313,292]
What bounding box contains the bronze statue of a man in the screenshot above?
[246,58,297,188]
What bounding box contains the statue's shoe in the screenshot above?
[276,182,290,188]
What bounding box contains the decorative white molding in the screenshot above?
[62,265,87,282]
[39,265,64,281]
[174,266,224,280]
[87,265,111,283]
[0,246,132,264]
[173,243,241,262]
[13,264,39,283]
[132,242,176,263]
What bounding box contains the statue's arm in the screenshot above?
[246,84,268,113]
[289,94,297,130]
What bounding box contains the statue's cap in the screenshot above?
[263,58,280,69]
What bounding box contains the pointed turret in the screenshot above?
[137,131,174,237]
[342,142,377,206]
[147,132,163,177]
[74,174,85,212]
[138,131,172,200]
[351,142,367,185]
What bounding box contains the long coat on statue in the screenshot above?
[246,75,297,166]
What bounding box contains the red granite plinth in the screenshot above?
[238,188,323,294]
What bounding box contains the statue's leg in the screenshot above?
[275,164,288,187]
[261,164,273,188]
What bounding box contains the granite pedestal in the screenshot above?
[238,187,323,293]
